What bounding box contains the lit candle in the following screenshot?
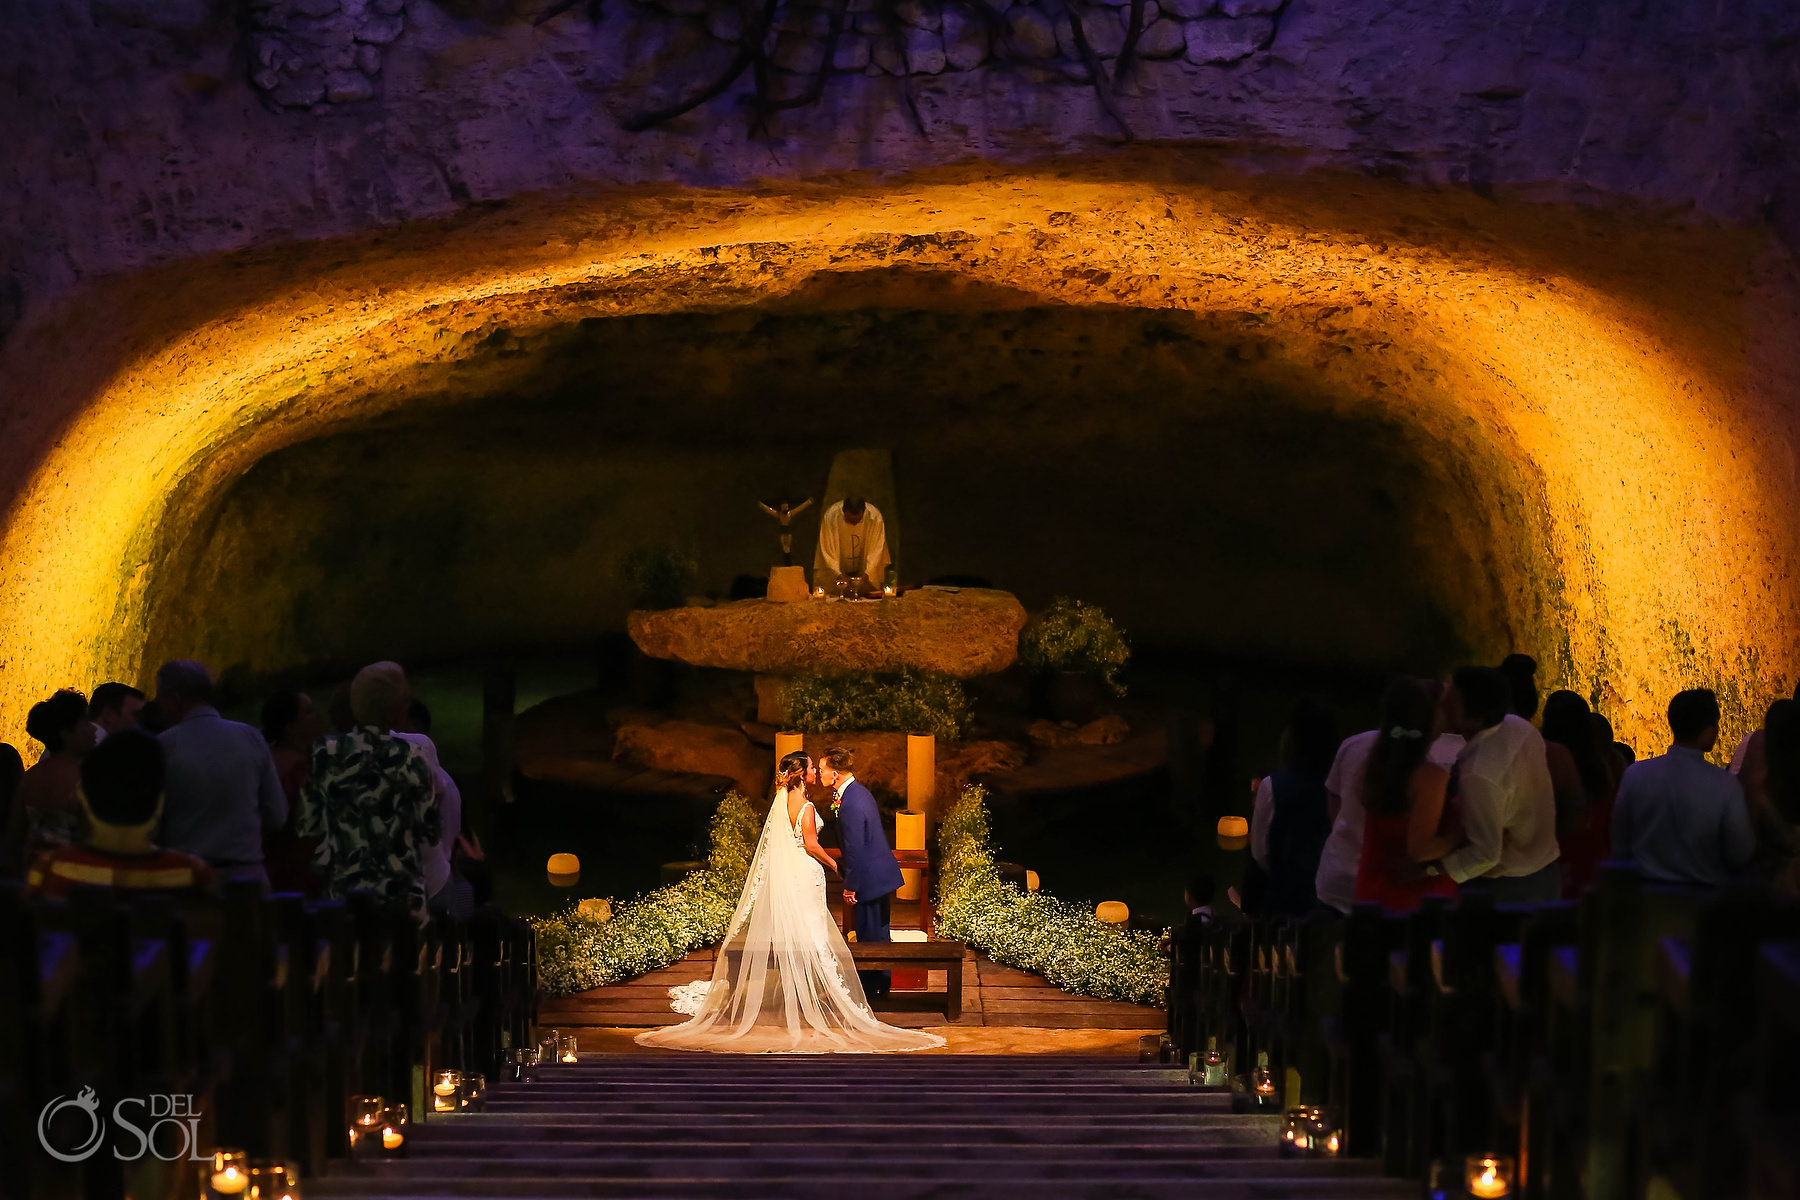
[883,585,895,597]
[210,1151,249,1195]
[560,1035,578,1063]
[1465,1155,1514,1199]
[382,1126,404,1151]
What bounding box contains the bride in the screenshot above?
[636,751,945,1053]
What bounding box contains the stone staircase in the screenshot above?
[311,1055,1414,1198]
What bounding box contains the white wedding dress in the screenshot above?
[635,789,946,1053]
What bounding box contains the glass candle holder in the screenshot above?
[208,1151,250,1197]
[244,1160,300,1200]
[1281,1107,1318,1155]
[1464,1155,1515,1198]
[463,1073,486,1111]
[1201,1037,1228,1086]
[347,1095,385,1161]
[1250,1050,1278,1103]
[432,1070,463,1113]
[559,1035,578,1064]
[379,1105,409,1156]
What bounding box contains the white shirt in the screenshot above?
[394,730,461,900]
[817,502,888,581]
[1314,729,1464,914]
[1441,714,1559,883]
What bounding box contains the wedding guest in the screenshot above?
[1612,688,1756,887]
[1733,698,1799,892]
[299,662,439,921]
[88,682,146,739]
[1,740,27,873]
[12,690,97,862]
[1729,681,1800,775]
[1542,690,1618,897]
[24,729,213,900]
[1314,679,1465,915]
[1614,741,1638,768]
[1354,676,1462,912]
[1434,666,1560,902]
[261,689,324,893]
[157,661,287,889]
[1262,695,1339,915]
[1499,653,1541,721]
[397,698,470,919]
[816,495,889,589]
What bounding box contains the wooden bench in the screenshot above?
[848,940,965,1020]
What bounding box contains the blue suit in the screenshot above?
[836,778,903,996]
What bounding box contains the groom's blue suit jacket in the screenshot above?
[836,780,905,901]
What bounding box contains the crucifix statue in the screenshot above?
[758,496,814,565]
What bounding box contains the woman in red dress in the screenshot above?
[1355,677,1461,913]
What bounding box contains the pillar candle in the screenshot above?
[775,730,805,765]
[906,733,934,814]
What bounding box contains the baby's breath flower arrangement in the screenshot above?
[935,785,1168,1007]
[531,791,759,996]
[785,668,971,741]
[1018,596,1131,696]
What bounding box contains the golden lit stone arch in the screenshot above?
[2,161,1796,752]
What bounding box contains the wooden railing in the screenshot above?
[0,882,536,1200]
[1165,865,1800,1200]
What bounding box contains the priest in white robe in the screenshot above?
[816,496,889,589]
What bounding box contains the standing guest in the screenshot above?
[1354,677,1462,912]
[397,698,470,919]
[1541,691,1618,897]
[88,683,146,740]
[299,662,439,921]
[1729,681,1800,776]
[1314,679,1465,915]
[1499,653,1541,721]
[815,495,890,591]
[1611,689,1756,887]
[1262,695,1340,915]
[12,690,98,862]
[1432,666,1561,902]
[261,690,325,894]
[1730,698,1799,892]
[156,661,287,889]
[1590,712,1628,787]
[1615,741,1638,768]
[1,741,27,873]
[24,730,213,899]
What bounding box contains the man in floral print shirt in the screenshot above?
[298,662,439,921]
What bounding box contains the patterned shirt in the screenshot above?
[25,845,214,899]
[298,727,439,921]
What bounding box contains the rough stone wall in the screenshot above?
[3,0,1798,327]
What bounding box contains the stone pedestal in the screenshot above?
[766,565,810,602]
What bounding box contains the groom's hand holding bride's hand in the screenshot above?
[842,890,857,906]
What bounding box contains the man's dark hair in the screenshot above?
[1615,741,1637,767]
[80,728,165,826]
[154,660,214,705]
[821,747,854,772]
[842,496,866,517]
[1498,653,1540,720]
[26,690,89,752]
[408,698,433,736]
[1185,872,1215,907]
[1453,666,1511,730]
[88,682,144,720]
[1667,689,1721,743]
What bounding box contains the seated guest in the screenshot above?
[299,662,439,922]
[396,698,470,919]
[261,689,325,893]
[156,660,287,889]
[1731,697,1798,892]
[1612,688,1756,887]
[24,729,212,899]
[88,682,146,740]
[815,495,889,590]
[1543,691,1619,897]
[1354,677,1462,913]
[1314,678,1464,915]
[1262,695,1339,915]
[1434,666,1560,902]
[12,690,97,862]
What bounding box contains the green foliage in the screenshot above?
[785,669,971,741]
[935,785,1168,1007]
[1019,596,1131,696]
[531,792,760,996]
[619,542,698,610]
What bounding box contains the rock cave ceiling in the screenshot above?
[2,164,1797,755]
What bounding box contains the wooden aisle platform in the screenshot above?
[538,945,1164,1031]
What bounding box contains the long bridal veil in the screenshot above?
[636,787,945,1053]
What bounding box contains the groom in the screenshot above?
[819,747,904,998]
